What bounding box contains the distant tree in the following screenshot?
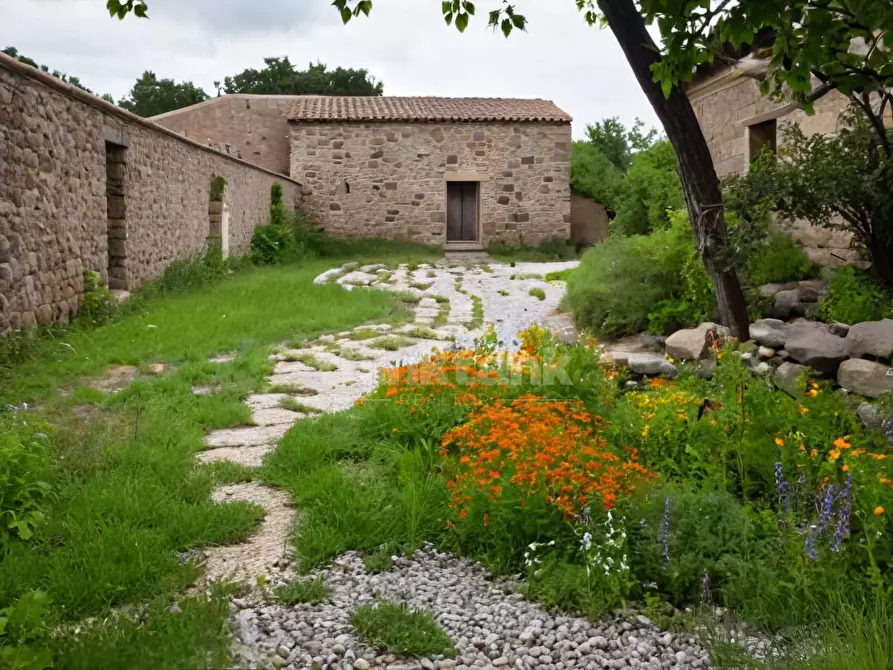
[3,46,93,93]
[118,71,209,117]
[585,116,657,173]
[222,58,383,96]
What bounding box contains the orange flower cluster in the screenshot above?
[441,395,655,518]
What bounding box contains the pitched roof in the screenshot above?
[287,96,571,123]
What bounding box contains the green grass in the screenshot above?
[349,602,456,657]
[409,281,434,291]
[392,291,422,305]
[487,239,577,262]
[480,264,494,273]
[348,328,381,341]
[400,327,450,341]
[282,352,338,371]
[426,270,437,278]
[274,579,331,605]
[280,397,323,414]
[511,273,545,281]
[315,238,442,267]
[497,289,510,297]
[369,336,414,351]
[0,259,411,668]
[434,301,450,328]
[265,383,317,396]
[330,347,377,362]
[546,269,575,282]
[529,287,546,301]
[363,548,395,574]
[432,294,450,304]
[469,295,484,329]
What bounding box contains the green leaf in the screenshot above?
[357,0,372,16]
[487,8,501,26]
[442,0,452,17]
[444,10,453,25]
[134,2,148,18]
[463,1,475,16]
[456,11,469,32]
[340,7,352,23]
[501,17,513,37]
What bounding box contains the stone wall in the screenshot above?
[152,95,300,175]
[0,54,301,333]
[289,121,571,247]
[570,192,610,247]
[689,73,859,266]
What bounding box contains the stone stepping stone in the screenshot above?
[204,424,291,450]
[196,445,273,468]
[204,483,296,585]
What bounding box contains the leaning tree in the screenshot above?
[104,0,893,338]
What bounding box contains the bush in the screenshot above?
[745,233,821,286]
[80,271,117,326]
[565,212,714,338]
[611,141,685,237]
[0,414,52,548]
[820,266,893,324]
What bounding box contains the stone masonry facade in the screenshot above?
[0,54,300,334]
[152,95,300,175]
[289,121,571,247]
[689,73,859,266]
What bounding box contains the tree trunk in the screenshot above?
[597,0,751,341]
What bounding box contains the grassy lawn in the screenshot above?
[0,258,412,669]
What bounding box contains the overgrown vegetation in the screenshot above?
[487,237,577,262]
[819,266,893,325]
[263,324,892,666]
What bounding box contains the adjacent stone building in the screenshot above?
[687,44,857,266]
[287,97,572,247]
[0,53,300,334]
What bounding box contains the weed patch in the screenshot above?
[369,336,414,351]
[350,602,455,657]
[274,579,331,605]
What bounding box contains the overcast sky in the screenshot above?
[3,0,661,137]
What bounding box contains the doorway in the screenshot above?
[446,181,478,242]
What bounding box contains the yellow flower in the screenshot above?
[842,464,849,472]
[874,506,885,516]
[806,389,818,398]
[798,405,809,415]
[810,449,818,459]
[828,448,841,462]
[775,437,785,448]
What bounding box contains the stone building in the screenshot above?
[0,53,300,334]
[286,97,572,248]
[687,42,857,266]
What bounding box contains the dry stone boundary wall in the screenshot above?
[0,53,301,334]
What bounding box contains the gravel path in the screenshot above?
[194,260,714,669]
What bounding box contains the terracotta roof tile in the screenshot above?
[287,96,571,123]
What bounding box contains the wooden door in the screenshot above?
[446,181,478,241]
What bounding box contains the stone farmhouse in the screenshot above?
[155,95,576,249]
[0,50,586,333]
[687,34,858,267]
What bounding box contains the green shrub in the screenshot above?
[611,141,685,237]
[80,271,117,326]
[0,590,53,670]
[820,266,892,324]
[745,233,821,286]
[0,414,52,547]
[566,212,714,337]
[487,237,577,262]
[349,602,455,657]
[528,287,546,301]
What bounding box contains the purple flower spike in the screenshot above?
[830,474,853,552]
[775,462,790,512]
[662,497,671,569]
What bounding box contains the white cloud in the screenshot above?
[3,0,661,136]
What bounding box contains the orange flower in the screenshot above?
[828,448,841,462]
[833,436,853,450]
[810,449,818,459]
[798,405,809,416]
[874,506,885,516]
[385,387,399,398]
[842,464,849,472]
[806,389,818,398]
[775,437,785,448]
[799,444,806,453]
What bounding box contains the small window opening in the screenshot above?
[748,119,777,163]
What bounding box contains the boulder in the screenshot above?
[337,271,377,287]
[665,322,719,361]
[699,359,717,380]
[774,361,810,396]
[837,359,893,398]
[313,268,343,285]
[750,319,787,349]
[758,282,798,298]
[857,402,882,429]
[628,353,678,378]
[758,346,776,359]
[771,290,802,320]
[846,319,893,360]
[542,312,579,345]
[784,322,849,374]
[829,322,851,338]
[341,261,359,272]
[359,264,387,273]
[797,279,826,303]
